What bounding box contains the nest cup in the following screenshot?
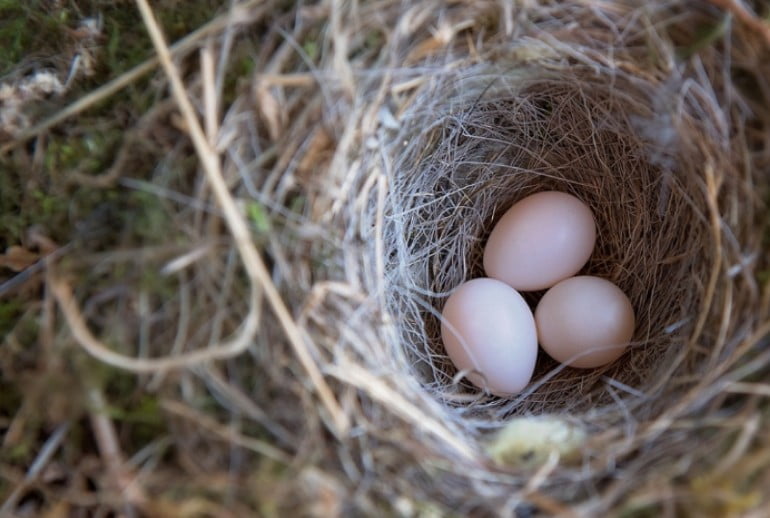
[268,2,769,510]
[387,62,759,417]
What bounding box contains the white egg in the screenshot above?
[535,276,635,368]
[441,278,538,395]
[484,191,596,291]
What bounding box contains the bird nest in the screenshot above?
[16,0,770,515]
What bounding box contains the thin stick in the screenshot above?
[201,45,218,145]
[328,361,478,463]
[133,0,349,436]
[726,381,770,397]
[86,386,147,512]
[0,422,70,514]
[50,274,261,372]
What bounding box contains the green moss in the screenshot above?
[2,442,31,463]
[220,47,258,105]
[94,0,226,83]
[44,130,122,174]
[0,0,283,509]
[0,157,27,246]
[156,0,224,40]
[289,195,306,215]
[139,268,178,300]
[247,201,272,234]
[0,377,23,419]
[0,125,125,247]
[116,394,162,424]
[128,190,172,242]
[6,309,39,351]
[80,359,168,449]
[302,40,319,62]
[0,298,24,337]
[0,0,71,74]
[104,12,150,74]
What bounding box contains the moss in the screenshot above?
[0,1,281,511]
[247,201,272,234]
[216,40,260,107]
[1,442,31,463]
[138,268,178,300]
[81,358,168,449]
[44,129,123,174]
[95,0,223,88]
[0,299,24,337]
[364,30,384,53]
[0,0,71,74]
[302,39,319,62]
[127,190,172,242]
[107,393,166,446]
[93,0,226,84]
[0,377,23,422]
[0,127,121,247]
[0,157,28,246]
[156,0,224,40]
[2,135,176,253]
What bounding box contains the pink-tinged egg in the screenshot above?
[440,278,538,395]
[483,191,596,291]
[535,276,635,369]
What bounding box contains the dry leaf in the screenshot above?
[297,127,333,181]
[0,246,39,272]
[255,81,286,141]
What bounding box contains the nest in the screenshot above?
[233,2,770,513]
[14,0,770,515]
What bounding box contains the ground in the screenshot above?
[0,1,271,515]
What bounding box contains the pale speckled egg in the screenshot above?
[484,191,596,291]
[440,278,538,395]
[535,276,635,369]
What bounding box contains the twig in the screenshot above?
[725,381,770,397]
[133,0,349,436]
[0,244,72,298]
[327,361,478,463]
[201,45,218,145]
[49,273,261,371]
[86,386,147,514]
[0,422,70,514]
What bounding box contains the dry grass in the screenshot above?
[2,0,770,516]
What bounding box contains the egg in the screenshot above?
[535,276,635,368]
[484,191,596,291]
[440,278,538,395]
